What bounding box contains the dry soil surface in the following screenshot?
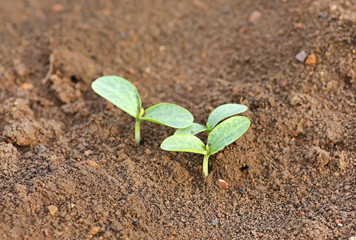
[0,0,355,239]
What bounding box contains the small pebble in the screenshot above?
[249,10,262,23]
[51,3,64,13]
[36,144,49,154]
[221,8,230,14]
[117,143,126,149]
[84,150,92,156]
[91,226,100,235]
[48,205,58,216]
[239,188,246,195]
[15,63,28,77]
[330,4,338,12]
[295,22,304,28]
[211,219,218,226]
[87,160,100,169]
[119,32,126,39]
[336,220,343,227]
[21,82,34,91]
[144,148,151,155]
[295,51,307,62]
[145,67,151,73]
[216,179,228,190]
[43,228,50,238]
[305,54,317,65]
[318,13,327,19]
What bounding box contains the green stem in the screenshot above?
[135,108,145,146]
[203,154,210,177]
[135,119,141,146]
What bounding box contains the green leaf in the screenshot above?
[207,103,248,129]
[207,116,250,155]
[141,103,193,128]
[160,134,207,155]
[91,76,142,118]
[174,123,208,135]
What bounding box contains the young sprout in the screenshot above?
[91,76,193,146]
[175,103,248,135]
[161,111,250,177]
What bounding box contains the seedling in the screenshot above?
[91,76,194,146]
[175,103,248,135]
[161,115,250,177]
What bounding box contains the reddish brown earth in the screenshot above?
[0,0,355,239]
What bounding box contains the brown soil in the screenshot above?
[0,0,355,239]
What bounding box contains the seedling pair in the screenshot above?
[92,76,193,146]
[91,76,250,177]
[161,104,250,177]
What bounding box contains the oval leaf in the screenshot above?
[91,76,142,118]
[174,123,208,135]
[160,134,207,155]
[141,103,193,128]
[207,116,250,155]
[207,103,248,129]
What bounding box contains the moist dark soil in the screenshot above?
[0,0,355,239]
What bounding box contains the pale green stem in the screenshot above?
[135,108,145,146]
[203,154,210,177]
[135,119,141,146]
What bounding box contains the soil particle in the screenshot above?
[249,10,262,23]
[42,228,50,238]
[3,118,62,147]
[211,219,218,226]
[90,226,100,235]
[51,3,63,13]
[307,146,330,168]
[305,53,317,65]
[1,98,34,121]
[239,188,246,195]
[50,74,82,104]
[4,119,42,146]
[48,205,58,216]
[13,59,29,78]
[0,142,19,163]
[20,82,34,91]
[216,179,228,190]
[87,160,100,169]
[295,50,308,62]
[51,48,101,85]
[144,148,152,155]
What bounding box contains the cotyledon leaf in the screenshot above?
[141,103,193,128]
[91,76,142,118]
[207,103,248,129]
[174,123,208,135]
[160,134,207,155]
[207,116,250,155]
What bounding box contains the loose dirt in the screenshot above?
[0,0,355,239]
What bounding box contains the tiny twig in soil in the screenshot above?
[42,52,55,84]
